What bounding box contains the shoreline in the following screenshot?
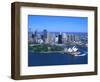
[29,51,64,54]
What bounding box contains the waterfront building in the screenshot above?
[28,28,33,42]
[34,30,37,36]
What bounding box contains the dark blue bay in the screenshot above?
[28,48,88,67]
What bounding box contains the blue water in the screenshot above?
[28,47,88,66]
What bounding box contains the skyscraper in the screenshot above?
[75,35,80,41]
[46,32,52,44]
[55,36,58,44]
[62,33,67,44]
[28,32,33,43]
[43,29,47,43]
[34,30,38,43]
[58,32,62,44]
[67,34,76,42]
[31,33,36,43]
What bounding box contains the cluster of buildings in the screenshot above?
[28,29,82,45]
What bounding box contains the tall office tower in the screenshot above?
[34,30,37,36]
[71,34,75,42]
[46,32,52,44]
[36,33,41,44]
[58,32,62,44]
[41,34,43,39]
[75,35,80,41]
[67,34,69,42]
[62,33,67,44]
[73,34,75,42]
[68,34,72,42]
[71,34,74,42]
[28,32,33,43]
[43,29,47,43]
[34,30,38,43]
[31,33,36,43]
[68,34,75,42]
[55,36,58,44]
[51,33,56,44]
[67,34,73,42]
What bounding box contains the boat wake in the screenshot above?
[75,52,87,57]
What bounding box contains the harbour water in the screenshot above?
[28,47,88,66]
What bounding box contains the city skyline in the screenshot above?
[28,15,88,33]
[28,15,88,66]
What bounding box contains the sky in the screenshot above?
[28,15,88,33]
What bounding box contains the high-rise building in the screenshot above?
[71,34,75,42]
[43,29,47,43]
[66,34,76,42]
[67,34,72,42]
[58,32,62,44]
[72,34,75,42]
[46,32,52,44]
[55,36,58,43]
[34,30,37,36]
[62,33,67,43]
[51,33,56,44]
[66,34,69,42]
[28,32,33,43]
[34,30,38,43]
[75,35,80,41]
[31,33,36,43]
